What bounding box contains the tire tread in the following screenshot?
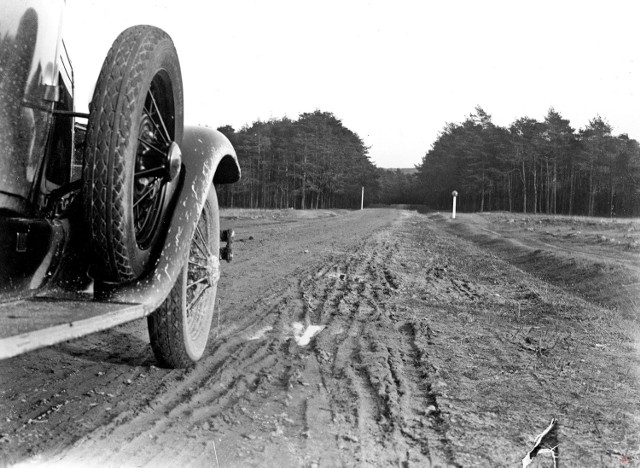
[83,26,178,282]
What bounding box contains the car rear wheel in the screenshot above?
[147,194,220,368]
[83,25,183,283]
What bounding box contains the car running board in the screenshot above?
[0,295,144,360]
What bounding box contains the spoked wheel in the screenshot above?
[147,194,220,368]
[83,25,183,283]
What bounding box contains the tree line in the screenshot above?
[215,107,639,217]
[415,107,640,217]
[216,110,377,209]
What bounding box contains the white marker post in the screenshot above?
[361,186,364,210]
[451,190,458,219]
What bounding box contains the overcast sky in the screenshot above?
[64,0,639,168]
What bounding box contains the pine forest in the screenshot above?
[217,107,640,217]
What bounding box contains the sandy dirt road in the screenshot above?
[1,208,638,467]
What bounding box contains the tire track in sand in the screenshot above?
[301,216,458,467]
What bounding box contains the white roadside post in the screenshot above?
[451,190,458,219]
[361,186,364,210]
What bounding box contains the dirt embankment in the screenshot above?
[1,208,638,467]
[440,211,640,316]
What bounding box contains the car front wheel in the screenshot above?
[147,194,220,368]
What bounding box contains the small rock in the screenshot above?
[342,433,359,443]
[424,405,437,415]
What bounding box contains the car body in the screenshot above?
[0,0,240,366]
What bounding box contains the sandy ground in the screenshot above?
[0,208,638,467]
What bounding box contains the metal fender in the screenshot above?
[98,125,240,311]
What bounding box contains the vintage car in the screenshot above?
[0,1,240,367]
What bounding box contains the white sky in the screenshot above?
[64,0,639,168]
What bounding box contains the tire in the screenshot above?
[147,194,220,368]
[83,25,183,282]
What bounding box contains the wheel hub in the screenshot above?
[167,142,182,181]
